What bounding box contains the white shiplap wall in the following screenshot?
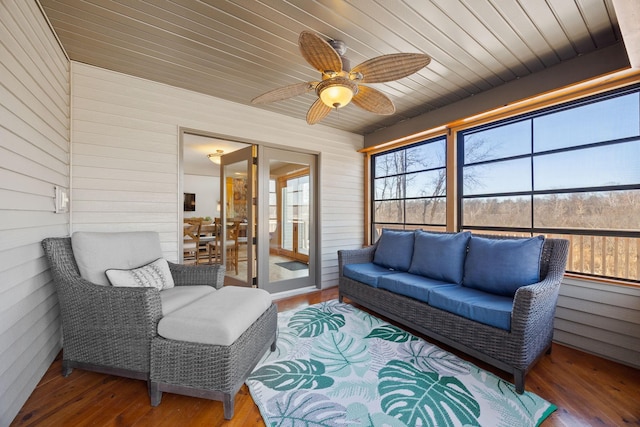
[71,62,364,286]
[555,278,640,369]
[0,1,69,425]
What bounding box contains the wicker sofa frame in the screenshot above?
[42,237,277,419]
[338,234,569,393]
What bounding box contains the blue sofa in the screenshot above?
[338,230,569,393]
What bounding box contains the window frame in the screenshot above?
[457,83,640,283]
[370,135,448,239]
[364,73,640,286]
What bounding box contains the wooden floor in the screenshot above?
[11,287,640,427]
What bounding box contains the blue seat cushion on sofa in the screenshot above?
[343,263,398,288]
[409,231,471,284]
[378,272,456,303]
[463,235,544,297]
[429,285,514,331]
[372,229,415,271]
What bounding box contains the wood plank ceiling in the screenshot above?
[39,0,622,136]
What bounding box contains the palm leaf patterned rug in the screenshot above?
[246,300,556,426]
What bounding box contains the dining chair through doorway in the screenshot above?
[207,219,240,274]
[183,217,202,264]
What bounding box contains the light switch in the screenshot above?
[55,185,69,213]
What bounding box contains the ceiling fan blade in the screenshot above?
[251,82,318,104]
[352,85,396,115]
[351,53,431,83]
[299,31,343,75]
[306,98,333,125]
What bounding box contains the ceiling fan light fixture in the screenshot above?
[317,77,357,109]
[253,31,430,125]
[207,149,224,164]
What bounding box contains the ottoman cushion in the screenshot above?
[157,286,273,346]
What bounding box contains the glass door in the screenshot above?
[220,145,256,287]
[258,147,316,293]
[279,171,310,263]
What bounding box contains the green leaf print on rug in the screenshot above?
[288,306,345,337]
[379,360,480,426]
[250,359,334,391]
[365,324,418,342]
[310,331,371,377]
[247,300,556,427]
[266,391,346,426]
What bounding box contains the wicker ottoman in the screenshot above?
[149,287,277,419]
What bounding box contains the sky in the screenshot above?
[463,91,640,195]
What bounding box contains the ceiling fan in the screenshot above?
[251,31,431,125]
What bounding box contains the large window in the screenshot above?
[459,85,640,282]
[372,136,447,239]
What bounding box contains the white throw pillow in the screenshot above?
[105,258,175,290]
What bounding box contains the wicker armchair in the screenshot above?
[42,234,277,419]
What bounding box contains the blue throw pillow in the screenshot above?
[408,231,471,284]
[463,235,544,297]
[372,229,415,271]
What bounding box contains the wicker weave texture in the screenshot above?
[352,85,395,114]
[41,237,224,375]
[150,303,277,393]
[251,82,317,105]
[42,238,163,373]
[299,30,342,74]
[306,98,332,124]
[352,53,431,83]
[42,234,279,420]
[169,261,225,288]
[338,236,569,392]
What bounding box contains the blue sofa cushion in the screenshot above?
[463,235,544,297]
[378,272,456,303]
[343,263,397,288]
[409,231,471,284]
[429,285,514,331]
[373,229,415,271]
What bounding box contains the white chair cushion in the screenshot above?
[160,285,216,316]
[71,231,164,286]
[106,258,175,291]
[157,287,272,346]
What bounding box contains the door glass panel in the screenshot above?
[221,146,255,287]
[280,172,309,261]
[260,147,315,293]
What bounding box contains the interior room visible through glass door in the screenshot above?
[220,145,256,287]
[259,147,316,293]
